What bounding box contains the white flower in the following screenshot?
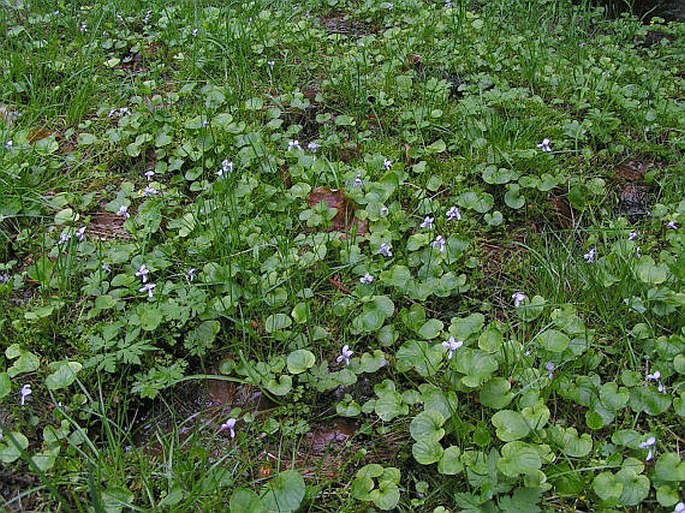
[144,170,155,181]
[431,235,447,252]
[268,60,275,69]
[117,205,130,218]
[674,502,685,513]
[629,231,638,241]
[135,264,150,283]
[387,2,393,9]
[512,291,527,308]
[192,28,198,37]
[667,220,679,230]
[287,140,302,151]
[647,370,661,382]
[353,173,363,187]
[5,140,12,150]
[583,247,597,263]
[80,23,87,32]
[537,138,552,152]
[636,246,642,258]
[336,345,354,366]
[360,273,374,284]
[219,418,237,438]
[75,226,87,242]
[442,336,463,360]
[307,142,320,152]
[187,268,197,281]
[384,158,393,170]
[446,206,461,222]
[545,362,556,379]
[139,282,156,298]
[445,0,452,6]
[20,384,32,406]
[378,243,393,257]
[142,186,159,197]
[420,216,434,229]
[380,206,389,217]
[639,436,657,461]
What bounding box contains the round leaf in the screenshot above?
[261,470,305,513]
[286,349,316,375]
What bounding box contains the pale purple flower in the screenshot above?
[583,247,597,263]
[20,384,31,406]
[647,370,666,393]
[0,272,9,284]
[287,140,302,151]
[75,226,86,242]
[384,158,393,170]
[378,242,393,257]
[217,159,233,178]
[545,362,556,379]
[674,502,685,513]
[336,345,354,366]
[431,235,447,252]
[360,273,374,284]
[639,436,657,461]
[192,28,198,37]
[139,282,156,298]
[307,142,320,152]
[142,186,159,197]
[57,233,72,246]
[380,206,389,217]
[219,418,237,438]
[446,206,461,222]
[135,264,150,283]
[5,140,12,150]
[512,291,527,308]
[420,216,434,229]
[537,138,552,152]
[445,0,452,7]
[117,205,130,218]
[80,23,87,32]
[267,60,275,70]
[636,246,642,258]
[387,2,393,9]
[667,220,679,230]
[144,170,155,181]
[442,336,464,360]
[353,174,363,187]
[629,231,638,241]
[187,268,197,281]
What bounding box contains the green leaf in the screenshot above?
[412,439,444,465]
[7,346,40,378]
[438,446,463,475]
[497,442,542,477]
[231,489,266,513]
[265,375,292,396]
[454,348,499,388]
[615,468,650,506]
[265,314,292,333]
[140,305,163,331]
[369,480,400,510]
[655,453,685,482]
[492,410,531,441]
[410,410,446,444]
[593,471,623,502]
[537,329,570,352]
[102,486,134,513]
[375,388,408,422]
[45,361,82,391]
[550,426,592,457]
[396,340,443,377]
[185,320,220,356]
[449,313,485,340]
[480,378,513,409]
[0,373,10,399]
[261,470,305,513]
[0,431,29,463]
[636,257,669,285]
[286,349,316,375]
[418,319,444,340]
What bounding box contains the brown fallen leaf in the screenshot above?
[308,187,368,236]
